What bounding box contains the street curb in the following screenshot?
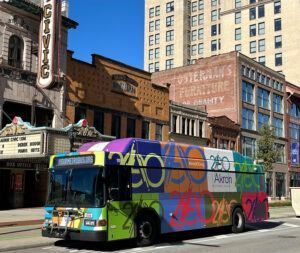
[0,240,58,252]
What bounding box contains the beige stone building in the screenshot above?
[145,0,300,86]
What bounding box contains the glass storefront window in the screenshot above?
[266,172,273,197]
[276,172,286,198]
[290,172,300,187]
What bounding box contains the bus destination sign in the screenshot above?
[53,155,94,168]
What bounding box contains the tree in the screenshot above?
[256,124,281,172]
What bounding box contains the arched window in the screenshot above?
[8,35,24,68]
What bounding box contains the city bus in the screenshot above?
[42,138,269,246]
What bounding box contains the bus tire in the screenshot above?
[136,216,158,247]
[231,208,245,233]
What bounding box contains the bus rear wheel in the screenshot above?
[136,216,158,247]
[231,208,245,233]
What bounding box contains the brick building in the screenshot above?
[152,51,288,199]
[207,116,240,152]
[66,51,170,141]
[286,82,300,188]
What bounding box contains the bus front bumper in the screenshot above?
[42,226,107,242]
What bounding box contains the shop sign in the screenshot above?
[0,133,43,157]
[291,142,299,165]
[37,0,61,89]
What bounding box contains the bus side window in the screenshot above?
[107,166,131,201]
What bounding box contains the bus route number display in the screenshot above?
[53,155,94,167]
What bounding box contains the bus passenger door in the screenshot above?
[107,166,133,241]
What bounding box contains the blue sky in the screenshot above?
[68,0,145,70]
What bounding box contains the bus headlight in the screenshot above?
[44,218,52,224]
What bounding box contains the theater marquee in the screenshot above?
[37,0,61,89]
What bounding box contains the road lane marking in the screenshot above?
[42,247,53,250]
[284,223,299,227]
[215,235,228,239]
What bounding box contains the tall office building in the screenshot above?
[144,0,300,86]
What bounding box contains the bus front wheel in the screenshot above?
[136,216,158,247]
[231,208,245,233]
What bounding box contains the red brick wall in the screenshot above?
[152,52,239,122]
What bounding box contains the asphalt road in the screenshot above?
[7,217,300,253]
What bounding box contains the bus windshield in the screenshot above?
[47,167,104,208]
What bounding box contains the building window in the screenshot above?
[198,43,204,54]
[235,28,241,40]
[289,104,300,118]
[155,20,160,30]
[142,121,149,139]
[242,136,256,158]
[211,10,217,21]
[259,56,265,65]
[212,137,217,148]
[155,48,160,58]
[166,59,174,69]
[258,87,270,109]
[166,1,174,12]
[242,80,254,103]
[198,28,204,39]
[155,62,159,72]
[111,115,121,139]
[192,1,197,11]
[149,8,154,18]
[258,22,265,35]
[230,141,236,150]
[258,113,270,131]
[250,24,256,37]
[235,0,241,8]
[211,0,217,6]
[166,30,174,41]
[273,93,283,113]
[274,18,281,31]
[258,39,265,52]
[290,123,300,139]
[155,124,163,141]
[251,69,256,80]
[198,13,204,25]
[274,117,283,137]
[250,41,256,53]
[250,0,256,3]
[149,63,154,73]
[258,5,265,18]
[220,139,229,149]
[199,121,203,137]
[149,49,154,60]
[172,115,177,132]
[242,108,255,130]
[127,118,136,137]
[274,143,285,163]
[211,40,217,51]
[192,30,197,41]
[155,6,160,16]
[166,44,174,56]
[199,0,204,9]
[191,44,197,55]
[166,15,174,27]
[94,111,104,134]
[192,15,197,26]
[275,35,282,48]
[155,33,160,44]
[149,21,154,32]
[187,45,191,56]
[249,8,256,20]
[8,35,24,69]
[149,35,154,46]
[75,107,86,123]
[274,1,281,14]
[275,53,282,66]
[235,44,241,52]
[187,30,191,41]
[211,25,217,36]
[235,12,241,24]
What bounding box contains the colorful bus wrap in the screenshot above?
[42,138,269,246]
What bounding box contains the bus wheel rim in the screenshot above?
[139,221,152,239]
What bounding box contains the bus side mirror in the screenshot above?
[109,188,119,201]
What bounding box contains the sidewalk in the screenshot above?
[0,206,298,252]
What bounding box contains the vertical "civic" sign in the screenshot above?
[37,0,61,89]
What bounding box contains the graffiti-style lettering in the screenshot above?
[210,155,230,171]
[212,198,237,226]
[245,196,268,222]
[234,161,262,190]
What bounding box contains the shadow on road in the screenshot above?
[54,221,283,252]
